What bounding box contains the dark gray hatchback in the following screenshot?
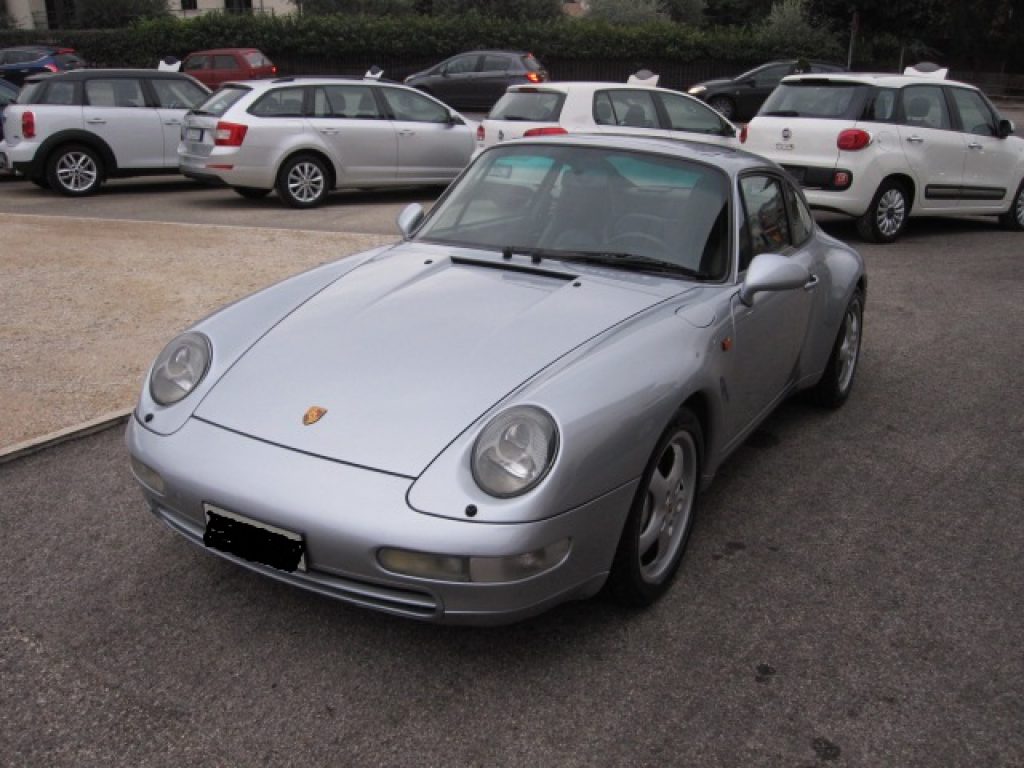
[403,50,548,111]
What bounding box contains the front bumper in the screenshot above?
[126,415,633,624]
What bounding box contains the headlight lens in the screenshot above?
[471,406,558,497]
[688,85,707,95]
[149,332,212,405]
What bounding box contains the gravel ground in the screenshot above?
[0,213,393,450]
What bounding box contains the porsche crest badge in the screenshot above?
[303,406,327,426]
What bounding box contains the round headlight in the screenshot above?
[149,332,212,406]
[472,406,558,498]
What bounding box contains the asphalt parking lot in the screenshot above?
[1,176,1023,766]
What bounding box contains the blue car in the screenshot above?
[0,46,85,88]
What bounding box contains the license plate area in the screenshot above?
[187,127,203,141]
[203,504,306,573]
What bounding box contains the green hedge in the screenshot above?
[0,14,840,69]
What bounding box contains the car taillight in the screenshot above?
[214,121,248,147]
[739,125,748,143]
[523,127,568,137]
[22,111,35,139]
[271,66,277,75]
[44,63,58,73]
[525,71,542,83]
[476,124,485,141]
[837,128,871,150]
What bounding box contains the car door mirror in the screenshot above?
[397,203,425,238]
[448,112,465,126]
[738,253,810,306]
[998,118,1014,138]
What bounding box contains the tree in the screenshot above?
[662,0,705,24]
[808,0,945,68]
[74,0,169,28]
[760,0,839,58]
[586,0,668,24]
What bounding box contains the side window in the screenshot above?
[249,87,307,117]
[39,81,77,106]
[604,89,658,128]
[213,55,240,70]
[313,85,380,119]
[658,92,726,135]
[950,88,997,137]
[183,55,208,72]
[899,85,951,130]
[151,79,207,109]
[739,175,791,270]
[593,92,615,125]
[863,88,897,122]
[480,55,512,73]
[85,79,145,108]
[752,64,789,88]
[784,181,814,245]
[381,88,448,123]
[442,55,478,76]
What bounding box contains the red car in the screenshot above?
[181,48,276,88]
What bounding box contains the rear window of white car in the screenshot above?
[195,85,250,117]
[759,81,868,119]
[489,90,565,122]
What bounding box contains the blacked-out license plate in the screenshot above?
[203,504,306,573]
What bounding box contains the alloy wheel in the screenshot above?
[636,430,697,583]
[837,300,862,394]
[286,161,325,204]
[875,188,906,237]
[56,151,98,193]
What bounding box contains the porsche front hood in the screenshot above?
[195,246,678,477]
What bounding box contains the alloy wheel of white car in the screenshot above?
[277,155,328,208]
[47,145,101,196]
[857,181,908,243]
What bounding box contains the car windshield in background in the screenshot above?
[759,82,868,119]
[489,91,565,121]
[194,85,250,116]
[417,145,731,280]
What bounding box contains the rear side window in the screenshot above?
[23,80,77,105]
[183,55,209,71]
[480,55,513,73]
[195,85,250,116]
[522,55,542,72]
[7,50,42,64]
[213,55,240,70]
[863,88,897,122]
[250,86,307,117]
[490,91,565,121]
[85,79,145,108]
[760,82,867,119]
[313,84,380,118]
[244,52,271,68]
[151,78,208,109]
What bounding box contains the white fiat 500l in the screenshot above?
[475,82,739,154]
[178,76,476,208]
[742,73,1024,242]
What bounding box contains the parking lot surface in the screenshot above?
[1,170,1022,766]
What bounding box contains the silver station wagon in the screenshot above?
[179,76,476,207]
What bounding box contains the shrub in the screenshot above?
[586,0,668,25]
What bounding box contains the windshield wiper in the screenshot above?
[549,250,705,279]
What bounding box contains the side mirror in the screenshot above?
[998,118,1014,138]
[449,112,465,126]
[397,203,425,238]
[738,253,810,306]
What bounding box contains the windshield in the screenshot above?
[193,84,250,116]
[759,81,868,119]
[416,145,731,281]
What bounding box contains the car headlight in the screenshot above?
[471,406,558,497]
[149,332,212,405]
[688,85,707,95]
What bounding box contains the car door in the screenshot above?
[307,84,397,183]
[83,77,164,169]
[655,91,737,146]
[182,54,212,87]
[210,54,244,87]
[724,173,817,442]
[378,86,472,181]
[148,77,210,166]
[895,84,966,212]
[433,54,480,106]
[948,86,1019,213]
[592,89,664,137]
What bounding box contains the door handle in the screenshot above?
[318,128,340,135]
[967,141,983,150]
[85,118,106,125]
[905,135,924,144]
[804,274,819,291]
[398,129,415,137]
[164,120,181,126]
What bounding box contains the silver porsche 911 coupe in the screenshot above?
[127,135,866,624]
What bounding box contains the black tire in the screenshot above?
[812,289,864,409]
[29,176,50,190]
[856,179,909,243]
[275,154,329,209]
[233,186,271,200]
[46,143,103,197]
[998,179,1024,231]
[608,408,703,607]
[707,95,735,120]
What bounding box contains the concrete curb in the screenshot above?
[0,408,133,466]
